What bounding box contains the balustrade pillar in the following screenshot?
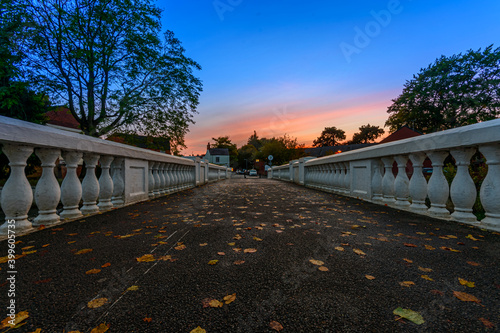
[371,159,383,201]
[381,157,396,204]
[81,153,100,215]
[152,162,161,197]
[111,158,124,207]
[427,151,450,218]
[326,164,334,192]
[333,164,341,193]
[408,153,428,212]
[172,164,180,190]
[479,144,500,231]
[342,162,350,194]
[158,163,167,194]
[148,161,155,198]
[60,151,83,219]
[33,148,61,226]
[450,148,478,223]
[97,155,114,212]
[0,145,34,235]
[394,155,410,207]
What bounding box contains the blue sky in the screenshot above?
[159,0,500,154]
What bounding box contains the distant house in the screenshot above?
[305,143,375,158]
[45,107,83,134]
[379,125,422,144]
[106,133,171,154]
[204,143,230,167]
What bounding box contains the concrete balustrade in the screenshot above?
[0,116,229,238]
[269,119,500,232]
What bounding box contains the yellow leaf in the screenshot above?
[223,293,236,304]
[424,245,435,250]
[421,275,434,281]
[136,254,155,262]
[75,249,93,255]
[217,252,225,256]
[86,269,101,275]
[403,258,413,263]
[458,278,475,288]
[158,255,174,261]
[1,311,29,329]
[101,263,111,268]
[365,275,376,280]
[175,244,186,250]
[190,326,206,333]
[253,237,263,241]
[199,243,208,246]
[269,320,284,331]
[466,234,479,241]
[318,266,329,271]
[90,323,110,333]
[88,298,108,309]
[68,241,76,244]
[22,250,37,255]
[127,285,139,291]
[334,247,344,251]
[209,299,223,308]
[309,259,325,266]
[208,260,219,265]
[453,291,482,304]
[42,244,50,248]
[353,248,366,256]
[418,266,432,272]
[22,246,35,250]
[244,248,257,253]
[440,246,461,252]
[399,281,415,287]
[234,260,245,265]
[227,242,235,246]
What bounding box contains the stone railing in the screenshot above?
[269,119,500,232]
[0,116,229,237]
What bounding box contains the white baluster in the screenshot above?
[344,162,351,195]
[326,164,334,192]
[158,163,166,195]
[153,162,161,197]
[165,163,173,193]
[450,148,478,224]
[172,164,179,190]
[409,153,428,213]
[337,164,345,193]
[81,153,100,215]
[381,156,396,204]
[60,151,83,219]
[479,144,500,231]
[0,144,34,235]
[394,155,410,207]
[98,155,114,212]
[111,158,124,207]
[371,159,383,201]
[33,148,61,226]
[148,161,155,198]
[333,164,341,193]
[427,151,450,218]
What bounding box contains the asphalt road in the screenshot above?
[1,177,499,332]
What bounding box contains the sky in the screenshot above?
[159,0,500,155]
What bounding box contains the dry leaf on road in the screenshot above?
[365,275,376,280]
[309,259,324,266]
[453,291,483,305]
[224,293,236,304]
[88,298,108,309]
[399,281,415,287]
[269,321,284,331]
[136,254,155,262]
[86,269,101,275]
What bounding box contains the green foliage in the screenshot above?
[313,127,346,147]
[247,130,262,150]
[237,144,258,169]
[386,45,500,133]
[211,136,238,167]
[25,0,202,152]
[349,124,384,144]
[255,134,305,166]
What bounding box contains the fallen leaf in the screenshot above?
[399,281,415,287]
[199,243,208,247]
[158,255,174,261]
[88,298,108,309]
[421,275,434,281]
[403,258,413,264]
[136,254,155,262]
[217,252,225,256]
[127,285,139,291]
[90,323,110,333]
[418,266,432,272]
[365,275,376,280]
[309,259,325,266]
[223,293,236,304]
[447,235,458,239]
[234,234,242,240]
[232,248,242,253]
[208,260,219,265]
[190,327,206,333]
[101,263,111,268]
[466,234,479,241]
[244,248,257,253]
[175,244,186,251]
[269,320,284,331]
[143,317,152,323]
[318,266,329,271]
[253,237,263,241]
[234,260,245,265]
[1,311,29,329]
[86,269,101,275]
[227,242,235,246]
[440,246,461,252]
[353,249,366,256]
[478,318,495,329]
[453,291,482,305]
[458,278,475,288]
[75,249,93,255]
[393,307,424,325]
[334,247,344,251]
[466,261,480,266]
[424,245,435,250]
[68,241,76,244]
[22,246,35,250]
[404,243,417,248]
[430,289,444,296]
[209,299,223,308]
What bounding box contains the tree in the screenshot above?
[0,0,49,124]
[247,130,262,150]
[349,124,385,144]
[255,134,305,166]
[385,45,500,134]
[237,144,258,169]
[211,136,238,167]
[312,127,346,147]
[25,0,202,152]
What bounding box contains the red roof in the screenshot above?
[379,126,422,144]
[46,107,80,129]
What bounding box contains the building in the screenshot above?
[106,133,171,154]
[204,143,230,167]
[379,125,422,144]
[45,107,83,134]
[304,143,375,158]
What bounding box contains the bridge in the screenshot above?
[0,116,499,331]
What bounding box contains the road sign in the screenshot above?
[268,155,273,161]
[265,165,271,171]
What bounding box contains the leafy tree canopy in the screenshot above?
[312,127,346,147]
[386,45,500,133]
[247,130,262,150]
[23,0,202,152]
[211,136,238,167]
[349,124,384,144]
